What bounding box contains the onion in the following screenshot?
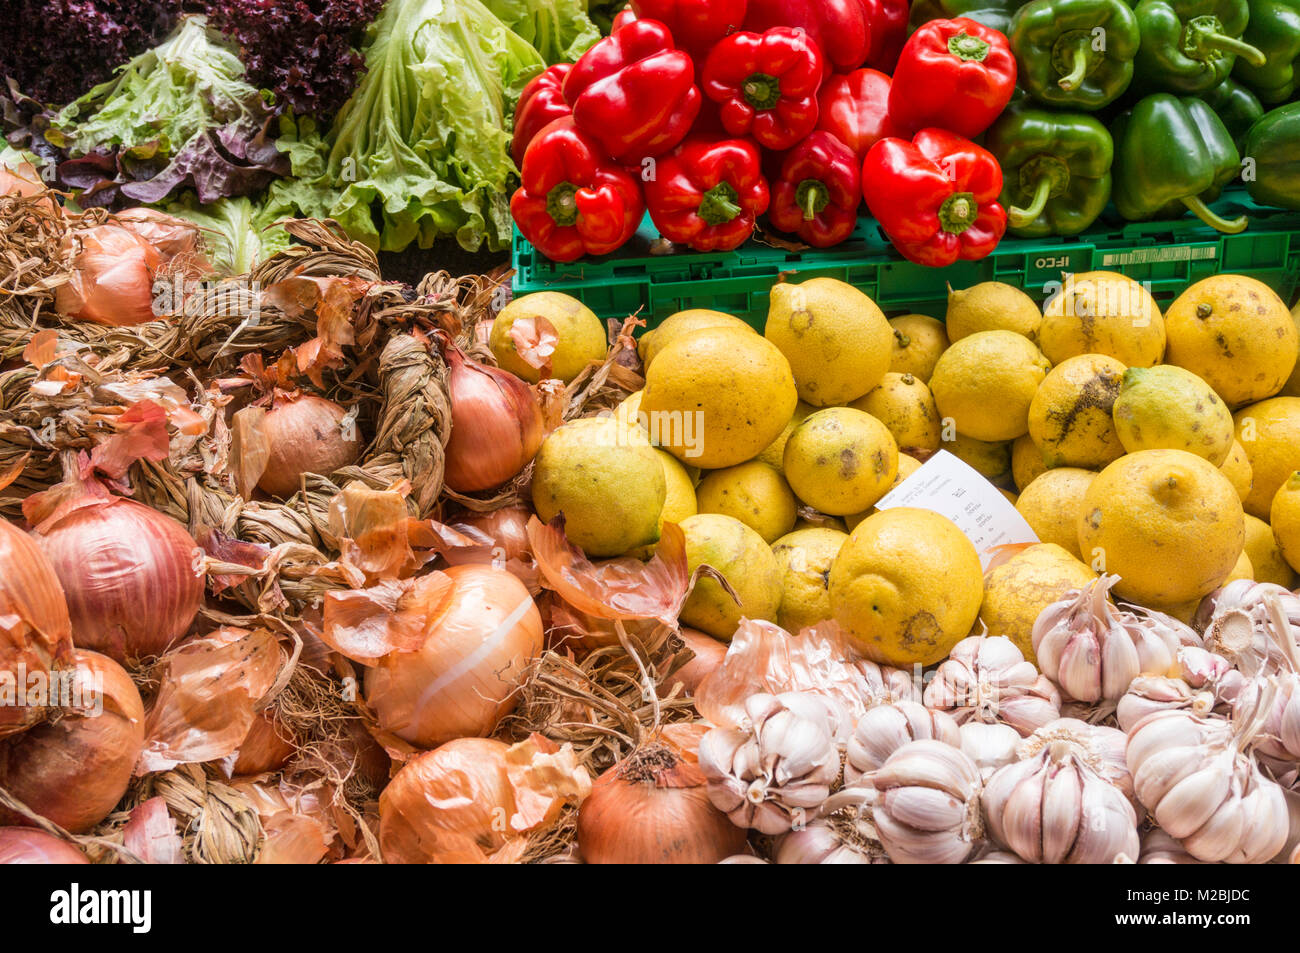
[451,506,534,564]
[34,497,203,664]
[114,208,205,264]
[257,394,363,498]
[0,520,73,739]
[230,709,297,776]
[0,650,145,833]
[440,339,544,493]
[363,564,543,748]
[577,744,747,864]
[666,627,728,696]
[0,828,89,864]
[55,224,162,326]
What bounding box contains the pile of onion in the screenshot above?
[0,828,89,865]
[31,494,204,664]
[244,395,363,499]
[577,744,747,864]
[0,649,145,832]
[439,338,544,493]
[55,224,162,327]
[360,564,544,748]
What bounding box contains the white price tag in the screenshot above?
[873,450,1039,569]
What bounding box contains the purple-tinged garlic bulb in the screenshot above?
[843,700,961,785]
[923,633,1061,736]
[1196,580,1300,676]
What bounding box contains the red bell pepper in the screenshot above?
[769,130,861,247]
[628,0,748,59]
[701,27,823,151]
[888,17,1016,139]
[816,69,900,167]
[743,0,871,75]
[861,127,1007,267]
[644,137,770,251]
[512,64,572,167]
[611,8,637,32]
[562,19,702,164]
[862,0,911,71]
[511,118,645,263]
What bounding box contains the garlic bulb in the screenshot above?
[1032,575,1183,704]
[1126,706,1289,864]
[698,692,840,834]
[843,701,961,785]
[1197,580,1300,676]
[1019,717,1135,807]
[983,734,1140,863]
[959,721,1022,779]
[1137,828,1206,864]
[847,657,919,706]
[774,805,890,864]
[923,633,1061,736]
[842,739,984,864]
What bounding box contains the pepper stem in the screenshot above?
[546,181,580,227]
[1009,175,1053,228]
[1201,32,1268,67]
[1181,195,1248,234]
[742,72,783,111]
[947,32,990,62]
[1058,39,1090,90]
[796,178,830,222]
[699,181,742,225]
[938,191,979,234]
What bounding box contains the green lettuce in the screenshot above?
[265,0,545,253]
[482,0,602,63]
[164,194,293,275]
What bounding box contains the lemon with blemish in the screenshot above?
[678,514,783,640]
[1027,354,1126,468]
[930,330,1051,442]
[783,408,899,516]
[888,314,949,382]
[771,527,849,633]
[695,461,797,544]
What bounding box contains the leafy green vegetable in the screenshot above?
[482,0,602,63]
[164,194,293,276]
[265,0,545,253]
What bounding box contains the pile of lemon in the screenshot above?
[500,273,1300,671]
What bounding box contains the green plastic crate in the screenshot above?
[512,187,1300,327]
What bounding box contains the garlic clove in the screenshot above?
[1125,710,1203,769]
[1040,761,1083,864]
[872,808,972,865]
[1056,628,1103,703]
[1151,762,1232,840]
[1180,793,1245,863]
[960,721,1022,778]
[1100,625,1142,701]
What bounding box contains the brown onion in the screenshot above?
[666,627,728,696]
[257,394,363,498]
[55,224,162,326]
[451,506,534,564]
[0,650,145,832]
[230,709,297,776]
[440,339,544,493]
[364,564,543,748]
[0,828,89,864]
[34,498,203,664]
[577,744,747,864]
[0,520,74,738]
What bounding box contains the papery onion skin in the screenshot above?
[577,745,747,864]
[379,737,519,864]
[0,650,145,833]
[452,506,534,564]
[0,520,74,739]
[0,828,89,864]
[55,224,162,327]
[114,208,204,263]
[35,500,203,664]
[364,564,543,749]
[665,627,728,696]
[441,342,544,493]
[230,709,297,776]
[258,395,362,498]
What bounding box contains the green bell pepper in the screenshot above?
[1232,0,1300,103]
[1132,0,1268,94]
[1200,77,1265,147]
[985,106,1114,237]
[1111,93,1249,232]
[1242,102,1300,210]
[908,0,1022,36]
[1010,0,1140,110]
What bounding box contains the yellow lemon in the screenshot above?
[980,544,1098,662]
[771,527,849,634]
[614,389,646,434]
[1011,433,1050,491]
[491,292,607,383]
[1015,468,1098,561]
[532,417,665,557]
[642,325,797,469]
[695,461,797,544]
[1028,354,1126,468]
[888,314,950,382]
[657,450,698,526]
[754,400,815,472]
[1112,365,1234,465]
[1219,439,1253,503]
[846,453,923,531]
[679,514,783,639]
[829,508,984,666]
[1077,449,1245,605]
[1270,471,1300,575]
[930,330,1051,441]
[1243,513,1296,587]
[765,278,893,406]
[945,281,1043,343]
[849,372,942,453]
[1232,397,1300,518]
[1227,549,1254,584]
[1163,275,1299,407]
[943,432,1013,484]
[638,309,753,370]
[784,408,899,515]
[1280,302,1300,397]
[1039,271,1165,367]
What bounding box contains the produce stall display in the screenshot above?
[0,0,1299,871]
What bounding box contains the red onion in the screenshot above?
[0,828,89,864]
